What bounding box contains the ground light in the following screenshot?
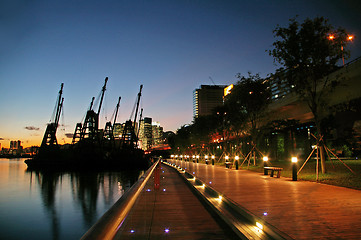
[263,156,268,175]
[292,157,298,181]
[255,222,263,233]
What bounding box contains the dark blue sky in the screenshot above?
[1,0,361,147]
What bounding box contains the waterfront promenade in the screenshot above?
[168,159,361,239]
[114,161,236,239]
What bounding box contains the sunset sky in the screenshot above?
[1,0,361,148]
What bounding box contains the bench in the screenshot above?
[225,161,232,169]
[264,167,283,178]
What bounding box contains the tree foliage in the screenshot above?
[269,17,351,120]
[225,73,270,141]
[269,16,352,173]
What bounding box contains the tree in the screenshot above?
[269,16,352,173]
[225,73,270,163]
[226,73,270,142]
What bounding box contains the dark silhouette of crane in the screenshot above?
[121,85,143,149]
[41,83,64,148]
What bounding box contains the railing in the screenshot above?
[81,160,160,240]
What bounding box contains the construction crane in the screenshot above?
[103,96,121,143]
[209,76,216,85]
[41,83,64,148]
[72,97,94,144]
[79,77,108,142]
[121,85,143,148]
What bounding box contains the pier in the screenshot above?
[83,160,361,239]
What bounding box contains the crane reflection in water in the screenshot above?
[27,169,142,240]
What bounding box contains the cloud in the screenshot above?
[0,137,4,140]
[25,126,40,131]
[65,133,73,138]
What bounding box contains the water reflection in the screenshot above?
[27,169,142,239]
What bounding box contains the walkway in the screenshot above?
[114,162,237,240]
[168,159,361,239]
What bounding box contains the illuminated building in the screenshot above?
[139,117,153,150]
[193,85,227,118]
[152,121,164,146]
[138,118,165,150]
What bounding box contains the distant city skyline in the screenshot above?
[1,0,361,148]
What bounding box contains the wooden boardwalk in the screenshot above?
[114,163,237,239]
[169,159,361,239]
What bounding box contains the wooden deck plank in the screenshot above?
[169,159,361,239]
[114,163,235,240]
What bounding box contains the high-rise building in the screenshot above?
[138,118,165,150]
[139,117,153,150]
[193,85,227,118]
[10,140,21,150]
[152,121,164,146]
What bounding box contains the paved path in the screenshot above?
[168,159,361,240]
[115,162,236,240]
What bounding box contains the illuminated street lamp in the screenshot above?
[211,155,215,165]
[263,156,269,175]
[196,155,200,163]
[205,155,209,165]
[235,156,239,170]
[292,157,298,181]
[328,33,355,66]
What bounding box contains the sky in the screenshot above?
[1,0,361,148]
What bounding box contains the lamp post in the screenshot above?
[328,34,354,66]
[211,155,215,165]
[292,157,298,181]
[263,156,268,175]
[235,156,239,170]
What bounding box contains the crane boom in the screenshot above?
[97,77,108,115]
[113,96,121,127]
[133,85,143,129]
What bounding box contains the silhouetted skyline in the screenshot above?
[1,0,360,147]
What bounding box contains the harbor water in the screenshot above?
[0,158,142,240]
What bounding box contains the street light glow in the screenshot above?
[205,155,208,159]
[292,157,298,163]
[263,156,269,162]
[235,156,239,160]
[328,34,335,40]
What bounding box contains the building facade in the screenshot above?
[193,85,227,118]
[139,117,153,150]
